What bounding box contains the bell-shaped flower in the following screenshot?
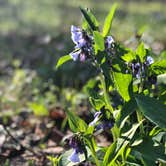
[69,50,81,61]
[71,25,86,48]
[80,52,86,62]
[68,149,80,163]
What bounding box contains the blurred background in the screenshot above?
[0,0,166,165]
[0,0,166,120]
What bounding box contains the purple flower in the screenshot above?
[105,36,114,49]
[69,50,81,61]
[80,53,86,62]
[71,25,86,48]
[89,111,114,131]
[68,149,80,163]
[96,121,114,131]
[67,135,85,163]
[131,62,142,79]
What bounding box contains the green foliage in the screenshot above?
[150,60,166,74]
[56,55,72,69]
[56,4,166,166]
[93,31,105,54]
[80,7,99,31]
[66,110,88,132]
[102,3,118,37]
[136,42,146,63]
[29,102,49,116]
[113,72,132,102]
[135,95,166,128]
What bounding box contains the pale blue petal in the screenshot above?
[147,56,154,65]
[68,149,80,163]
[70,50,81,61]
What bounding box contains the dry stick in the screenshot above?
[3,125,45,158]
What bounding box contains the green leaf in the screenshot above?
[66,110,88,132]
[113,72,132,101]
[133,137,166,165]
[121,49,136,62]
[89,97,105,111]
[150,60,166,75]
[93,31,105,54]
[56,55,72,69]
[105,122,142,166]
[135,95,166,128]
[29,102,49,116]
[117,99,137,129]
[102,3,118,37]
[136,42,146,63]
[103,141,117,165]
[80,7,99,31]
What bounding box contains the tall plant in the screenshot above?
[56,4,166,166]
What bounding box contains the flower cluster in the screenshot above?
[70,25,114,62]
[89,111,114,132]
[131,56,154,79]
[70,25,93,62]
[67,135,86,163]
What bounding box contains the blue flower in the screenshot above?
[105,36,114,49]
[89,111,101,126]
[68,149,80,163]
[71,25,86,48]
[146,56,154,65]
[69,50,81,61]
[89,111,114,131]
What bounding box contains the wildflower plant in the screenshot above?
[56,4,166,166]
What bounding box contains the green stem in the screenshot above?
[100,74,113,113]
[100,74,119,140]
[137,64,145,134]
[136,109,144,134]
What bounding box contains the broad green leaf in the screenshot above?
[150,60,166,74]
[106,122,142,166]
[89,97,105,111]
[136,42,146,63]
[80,7,99,31]
[102,3,118,37]
[29,102,49,116]
[133,137,166,165]
[121,49,136,62]
[135,95,166,128]
[66,110,88,132]
[56,55,72,69]
[93,31,105,54]
[113,72,132,101]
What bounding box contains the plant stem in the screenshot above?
[100,74,119,140]
[136,110,144,134]
[100,74,113,113]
